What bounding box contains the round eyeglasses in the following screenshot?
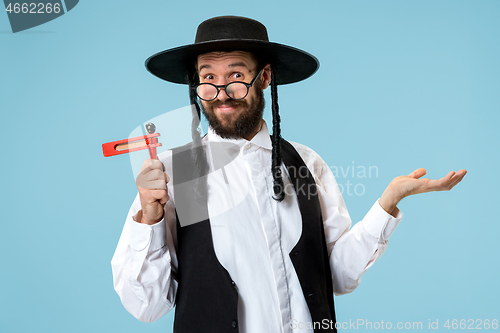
[194,68,264,101]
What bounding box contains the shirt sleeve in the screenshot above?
[290,142,402,296]
[110,153,178,322]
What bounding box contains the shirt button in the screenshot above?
[244,143,251,151]
[232,320,238,329]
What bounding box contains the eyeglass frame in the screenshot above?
[193,68,265,101]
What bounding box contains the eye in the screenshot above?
[232,72,244,80]
[203,74,215,81]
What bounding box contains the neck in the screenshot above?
[242,119,263,141]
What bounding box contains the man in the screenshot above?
[111,16,466,332]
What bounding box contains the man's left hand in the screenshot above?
[379,168,467,217]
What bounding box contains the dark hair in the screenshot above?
[270,67,284,201]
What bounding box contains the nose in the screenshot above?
[215,80,231,102]
[215,86,230,102]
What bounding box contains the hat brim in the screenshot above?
[145,39,319,85]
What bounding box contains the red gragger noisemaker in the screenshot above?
[102,122,161,160]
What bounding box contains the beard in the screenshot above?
[200,83,265,139]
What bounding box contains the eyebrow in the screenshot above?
[198,62,251,72]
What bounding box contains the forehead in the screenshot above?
[196,51,258,72]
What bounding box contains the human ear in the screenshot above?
[261,64,272,90]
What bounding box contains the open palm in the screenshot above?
[379,168,467,216]
[395,168,467,197]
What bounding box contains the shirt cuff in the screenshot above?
[128,211,167,252]
[361,199,403,241]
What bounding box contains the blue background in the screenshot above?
[1,0,498,332]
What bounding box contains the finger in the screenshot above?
[139,159,164,173]
[448,170,467,189]
[164,172,170,183]
[138,178,166,190]
[419,172,452,191]
[139,159,153,173]
[151,189,168,202]
[453,170,467,179]
[142,168,164,182]
[437,170,467,190]
[149,159,164,171]
[151,179,167,190]
[136,169,165,189]
[408,168,427,179]
[137,162,165,183]
[159,192,170,205]
[442,171,456,183]
[431,171,455,189]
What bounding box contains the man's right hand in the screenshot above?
[135,159,170,225]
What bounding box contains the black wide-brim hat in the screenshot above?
[145,16,319,85]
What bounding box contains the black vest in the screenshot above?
[172,139,336,333]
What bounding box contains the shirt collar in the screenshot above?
[206,120,272,151]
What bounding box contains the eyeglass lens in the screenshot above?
[197,82,249,101]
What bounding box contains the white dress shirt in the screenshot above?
[111,121,402,332]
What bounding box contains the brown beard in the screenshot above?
[200,82,265,139]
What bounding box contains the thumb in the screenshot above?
[408,168,427,179]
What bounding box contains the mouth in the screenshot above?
[216,104,238,113]
[212,101,245,114]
